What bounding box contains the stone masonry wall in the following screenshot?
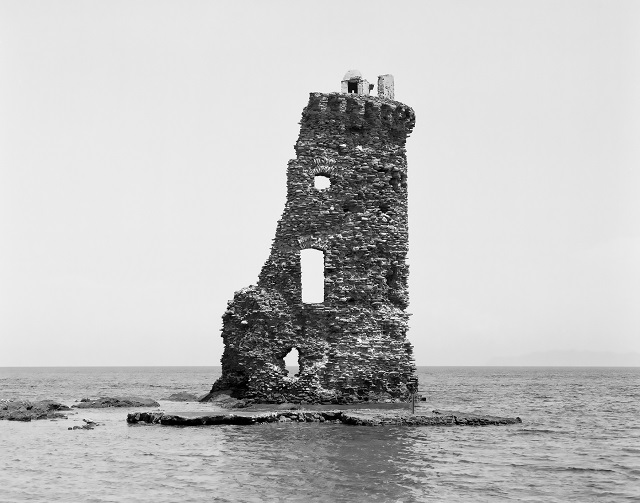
[207,87,417,404]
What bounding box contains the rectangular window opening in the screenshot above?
[301,248,324,304]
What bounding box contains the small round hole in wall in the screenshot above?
[314,175,331,190]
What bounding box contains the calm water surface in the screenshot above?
[1,366,639,502]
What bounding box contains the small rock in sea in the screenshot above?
[68,418,101,430]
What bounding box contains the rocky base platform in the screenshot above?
[127,408,522,427]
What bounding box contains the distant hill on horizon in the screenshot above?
[486,350,640,367]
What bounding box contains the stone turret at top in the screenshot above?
[340,69,395,100]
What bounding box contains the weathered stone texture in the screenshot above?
[208,75,417,404]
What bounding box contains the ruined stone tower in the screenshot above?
[207,70,416,404]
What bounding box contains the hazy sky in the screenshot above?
[1,1,638,366]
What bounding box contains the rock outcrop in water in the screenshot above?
[0,400,71,421]
[73,397,160,408]
[207,71,417,404]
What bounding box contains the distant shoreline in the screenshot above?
[1,365,639,369]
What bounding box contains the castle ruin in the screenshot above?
[206,70,417,404]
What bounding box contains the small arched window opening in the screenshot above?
[347,81,358,93]
[283,347,300,376]
[301,248,324,304]
[314,175,331,190]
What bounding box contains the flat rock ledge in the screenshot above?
[127,410,522,427]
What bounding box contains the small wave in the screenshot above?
[508,464,617,474]
[514,428,562,434]
[560,467,616,473]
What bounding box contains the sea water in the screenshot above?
[0,366,639,502]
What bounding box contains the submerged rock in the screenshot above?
[73,397,160,409]
[164,392,200,402]
[68,418,101,430]
[198,389,252,408]
[0,400,71,421]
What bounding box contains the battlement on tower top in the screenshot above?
[296,91,415,155]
